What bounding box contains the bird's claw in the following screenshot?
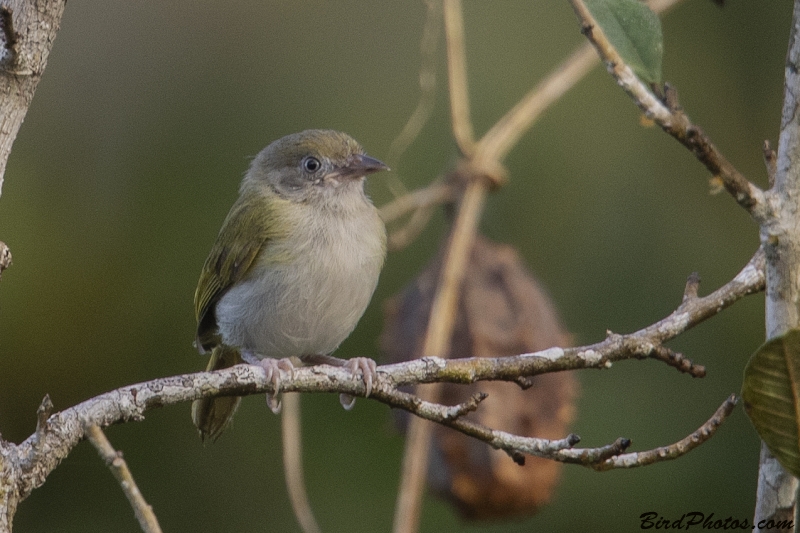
[257,357,295,414]
[348,357,377,397]
[339,393,356,411]
[338,357,377,410]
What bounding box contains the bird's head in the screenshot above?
[244,129,388,205]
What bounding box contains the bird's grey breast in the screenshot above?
[215,198,385,359]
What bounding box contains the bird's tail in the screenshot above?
[191,344,243,441]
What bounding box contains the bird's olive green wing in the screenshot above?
[194,192,290,352]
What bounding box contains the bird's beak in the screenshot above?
[335,153,390,180]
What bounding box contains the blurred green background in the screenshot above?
[0,1,791,531]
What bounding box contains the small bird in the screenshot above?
[191,129,388,440]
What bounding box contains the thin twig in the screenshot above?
[85,425,163,533]
[381,0,443,223]
[394,2,486,528]
[569,0,769,222]
[379,182,454,224]
[281,393,321,533]
[383,0,684,251]
[394,3,689,528]
[648,346,706,377]
[476,43,598,166]
[380,181,455,251]
[386,0,442,168]
[393,178,487,533]
[441,392,486,421]
[387,204,436,251]
[475,0,683,166]
[443,0,475,155]
[423,181,486,357]
[590,394,738,471]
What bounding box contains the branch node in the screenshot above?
[513,376,534,390]
[21,395,55,466]
[663,82,682,112]
[507,450,526,466]
[0,6,18,69]
[443,392,487,421]
[0,241,11,280]
[651,346,706,378]
[452,158,507,192]
[590,437,631,464]
[763,139,777,188]
[35,394,53,440]
[682,272,701,302]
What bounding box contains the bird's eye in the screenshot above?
[302,157,321,173]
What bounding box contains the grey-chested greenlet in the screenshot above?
[191,129,388,441]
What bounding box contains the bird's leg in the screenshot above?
[299,354,377,410]
[242,350,295,414]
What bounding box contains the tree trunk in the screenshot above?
[754,1,800,529]
[0,2,67,530]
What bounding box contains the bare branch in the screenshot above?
[0,245,764,525]
[85,426,163,533]
[568,0,770,222]
[380,248,764,386]
[591,394,738,471]
[369,386,622,464]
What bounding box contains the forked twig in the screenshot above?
[85,425,163,533]
[590,394,738,471]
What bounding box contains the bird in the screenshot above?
[191,129,388,441]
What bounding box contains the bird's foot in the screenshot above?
[339,357,378,411]
[297,354,378,410]
[253,356,295,414]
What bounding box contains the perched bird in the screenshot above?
[191,129,388,440]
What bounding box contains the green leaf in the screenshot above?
[742,329,800,477]
[585,0,663,83]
